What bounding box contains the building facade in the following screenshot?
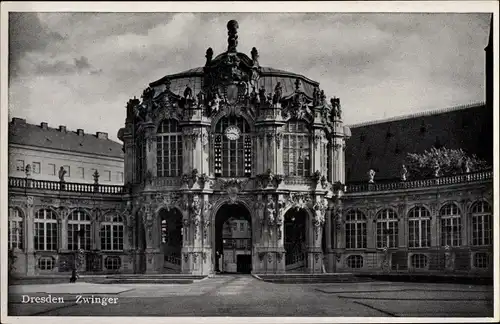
[7,19,494,278]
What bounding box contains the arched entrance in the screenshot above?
[284,208,308,272]
[214,203,252,274]
[158,208,183,273]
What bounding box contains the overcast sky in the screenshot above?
[8,12,492,141]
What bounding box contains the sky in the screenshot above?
[8,12,492,142]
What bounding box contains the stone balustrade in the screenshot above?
[8,177,124,194]
[345,170,493,193]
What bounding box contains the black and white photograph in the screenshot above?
[1,2,498,323]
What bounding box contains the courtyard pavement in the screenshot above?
[7,274,494,318]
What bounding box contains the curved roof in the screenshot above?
[150,66,320,99]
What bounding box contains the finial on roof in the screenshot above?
[227,20,239,52]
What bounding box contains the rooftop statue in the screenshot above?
[205,47,214,65]
[227,20,239,52]
[251,47,259,66]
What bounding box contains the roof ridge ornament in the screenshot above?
[227,20,239,52]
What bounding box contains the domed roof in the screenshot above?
[148,20,320,101]
[149,66,319,100]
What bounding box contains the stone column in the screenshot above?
[460,199,470,246]
[366,209,376,249]
[142,122,157,185]
[142,201,160,273]
[122,125,135,185]
[25,197,35,275]
[325,208,334,272]
[307,197,326,274]
[430,202,439,247]
[397,203,407,249]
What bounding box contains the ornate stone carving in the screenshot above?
[26,196,34,208]
[275,132,283,148]
[202,200,212,240]
[368,169,376,183]
[254,198,266,225]
[266,195,276,226]
[313,199,327,239]
[287,192,313,211]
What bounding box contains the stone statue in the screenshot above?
[273,82,283,104]
[331,97,342,118]
[250,86,258,103]
[197,90,205,106]
[211,93,222,113]
[294,78,303,92]
[433,160,441,178]
[227,20,239,52]
[401,164,408,181]
[320,90,326,105]
[205,47,214,65]
[464,158,471,173]
[251,47,259,66]
[58,166,67,182]
[258,86,267,104]
[266,196,275,226]
[184,85,193,100]
[25,164,31,178]
[368,169,376,183]
[312,86,322,106]
[191,195,202,227]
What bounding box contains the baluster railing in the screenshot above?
[345,169,492,193]
[8,177,124,195]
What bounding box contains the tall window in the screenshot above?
[345,209,367,249]
[214,116,251,177]
[376,209,398,248]
[135,134,145,183]
[8,207,23,250]
[68,209,91,251]
[440,204,461,247]
[408,206,431,248]
[471,201,492,246]
[157,119,183,177]
[100,214,124,251]
[34,209,58,251]
[283,120,310,176]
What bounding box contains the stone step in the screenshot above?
[101,278,195,284]
[255,273,373,284]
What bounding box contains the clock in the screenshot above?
[224,126,241,141]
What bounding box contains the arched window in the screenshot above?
[440,204,461,247]
[157,119,183,177]
[68,209,92,251]
[100,214,124,251]
[345,210,367,249]
[34,209,58,251]
[214,116,251,177]
[376,209,398,248]
[8,207,23,250]
[471,201,492,246]
[283,120,310,176]
[408,206,431,248]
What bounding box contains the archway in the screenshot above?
[214,203,252,274]
[284,208,308,272]
[158,208,183,273]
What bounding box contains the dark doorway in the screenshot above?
[214,203,252,274]
[237,255,252,273]
[159,208,183,273]
[284,209,307,270]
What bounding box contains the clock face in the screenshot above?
[224,126,241,141]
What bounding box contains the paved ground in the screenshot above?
[7,274,494,317]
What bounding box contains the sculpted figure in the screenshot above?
[184,85,193,100]
[58,166,67,182]
[205,47,213,65]
[368,169,376,183]
[266,196,276,226]
[273,82,283,104]
[251,47,259,66]
[211,93,222,113]
[258,86,267,104]
[401,164,408,181]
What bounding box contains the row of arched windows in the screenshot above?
[155,118,325,178]
[8,208,124,252]
[344,201,492,249]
